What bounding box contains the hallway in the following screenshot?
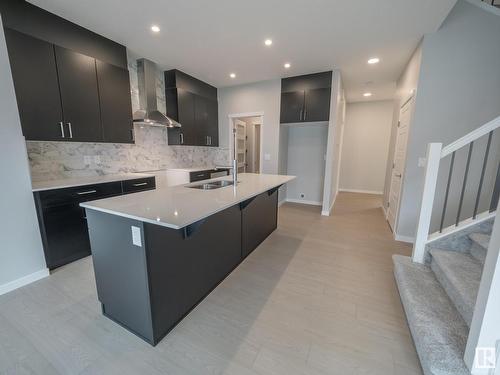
[0,193,422,374]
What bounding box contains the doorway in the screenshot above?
[387,97,413,232]
[229,113,263,174]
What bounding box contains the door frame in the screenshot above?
[228,112,264,173]
[387,94,414,237]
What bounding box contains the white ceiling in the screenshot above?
[29,0,456,102]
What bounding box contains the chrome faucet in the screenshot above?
[215,127,238,186]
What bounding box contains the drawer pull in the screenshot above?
[132,182,148,187]
[76,190,97,195]
[196,174,205,177]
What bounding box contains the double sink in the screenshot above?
[188,180,235,190]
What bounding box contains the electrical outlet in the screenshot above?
[300,193,305,198]
[83,156,92,165]
[418,157,427,167]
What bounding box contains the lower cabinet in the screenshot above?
[86,188,280,345]
[34,177,155,270]
[241,187,279,258]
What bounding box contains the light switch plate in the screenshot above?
[131,226,142,247]
[418,157,427,167]
[264,153,271,161]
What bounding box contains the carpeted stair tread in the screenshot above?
[430,248,482,327]
[393,255,469,375]
[468,233,490,264]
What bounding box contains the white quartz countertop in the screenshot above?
[32,173,155,192]
[80,173,295,229]
[166,166,227,172]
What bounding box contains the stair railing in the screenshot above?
[412,115,500,263]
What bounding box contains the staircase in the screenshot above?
[482,0,500,8]
[394,115,500,374]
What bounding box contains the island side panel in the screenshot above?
[86,209,155,344]
[241,188,279,259]
[144,204,242,344]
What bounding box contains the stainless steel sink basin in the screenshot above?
[188,180,235,190]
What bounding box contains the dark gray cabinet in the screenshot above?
[4,28,64,141]
[165,69,218,147]
[4,28,133,144]
[55,46,102,142]
[34,177,155,270]
[97,61,134,143]
[86,188,279,345]
[280,71,332,124]
[241,188,279,258]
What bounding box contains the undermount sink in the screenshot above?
[188,180,235,190]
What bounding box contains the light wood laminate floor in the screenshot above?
[0,192,422,375]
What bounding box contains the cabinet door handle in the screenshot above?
[206,136,209,145]
[299,109,303,121]
[131,129,135,142]
[303,110,307,121]
[68,122,73,138]
[59,122,65,138]
[209,136,212,145]
[180,133,184,144]
[76,189,97,195]
[132,182,148,187]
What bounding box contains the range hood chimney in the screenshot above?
[133,58,181,128]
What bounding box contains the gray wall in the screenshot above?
[0,17,47,288]
[285,123,328,204]
[218,79,281,174]
[397,0,500,238]
[340,100,393,194]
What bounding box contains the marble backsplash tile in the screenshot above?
[26,51,229,182]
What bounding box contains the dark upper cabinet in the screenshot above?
[4,28,64,141]
[280,91,305,124]
[55,46,102,142]
[96,60,134,143]
[5,28,133,144]
[280,71,332,124]
[165,69,218,147]
[304,87,332,122]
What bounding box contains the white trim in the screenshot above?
[321,192,337,216]
[228,112,264,174]
[339,188,383,195]
[428,210,496,243]
[441,115,500,157]
[286,198,323,206]
[382,204,388,219]
[278,199,286,207]
[395,234,415,244]
[0,268,50,296]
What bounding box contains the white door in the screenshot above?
[234,119,247,173]
[387,97,413,232]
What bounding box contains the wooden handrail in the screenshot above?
[441,115,500,158]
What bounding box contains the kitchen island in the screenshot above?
[81,173,294,345]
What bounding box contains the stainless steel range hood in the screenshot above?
[133,58,181,128]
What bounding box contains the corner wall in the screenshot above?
[0,17,48,294]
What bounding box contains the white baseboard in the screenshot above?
[382,204,388,219]
[321,192,337,216]
[278,199,286,207]
[339,188,383,195]
[395,234,415,244]
[0,268,50,296]
[286,198,323,206]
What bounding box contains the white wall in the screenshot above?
[340,100,393,194]
[0,17,48,294]
[285,123,328,205]
[397,0,500,238]
[322,71,345,215]
[218,79,281,174]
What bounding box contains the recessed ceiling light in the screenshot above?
[363,92,372,97]
[368,57,380,64]
[151,25,160,33]
[264,39,273,46]
[230,73,236,79]
[284,63,291,69]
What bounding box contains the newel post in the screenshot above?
[412,143,442,263]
